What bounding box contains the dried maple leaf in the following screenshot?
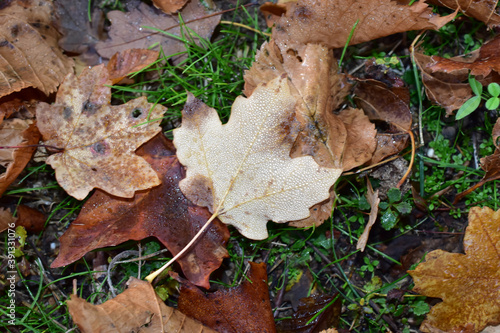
[177,262,276,333]
[36,64,165,200]
[95,1,220,64]
[272,0,454,51]
[408,206,500,332]
[68,277,217,333]
[428,0,500,27]
[0,0,74,97]
[174,76,342,240]
[106,49,159,85]
[51,134,229,289]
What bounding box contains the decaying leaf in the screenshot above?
[177,262,276,333]
[106,49,159,85]
[36,64,165,200]
[356,180,380,252]
[0,105,40,196]
[354,79,412,164]
[428,0,500,27]
[52,134,229,289]
[16,205,45,233]
[174,76,342,240]
[68,277,217,333]
[153,0,188,14]
[95,0,220,64]
[0,0,74,97]
[272,0,455,51]
[409,206,500,332]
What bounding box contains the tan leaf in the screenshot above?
[174,76,342,240]
[356,180,380,252]
[152,0,188,14]
[0,0,74,97]
[272,0,455,51]
[68,277,217,333]
[408,206,500,332]
[95,1,220,64]
[428,0,500,27]
[36,64,165,200]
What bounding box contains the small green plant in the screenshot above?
[378,188,412,230]
[456,76,500,120]
[360,257,380,278]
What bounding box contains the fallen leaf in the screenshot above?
[53,0,105,65]
[354,79,412,164]
[276,294,342,333]
[16,205,45,233]
[0,207,16,233]
[427,0,500,27]
[408,206,500,332]
[0,0,74,97]
[356,180,380,252]
[0,110,40,196]
[272,0,455,51]
[106,49,160,85]
[174,75,342,240]
[153,0,188,14]
[177,262,276,333]
[68,277,217,333]
[36,64,165,200]
[51,134,229,289]
[260,1,295,28]
[95,1,221,64]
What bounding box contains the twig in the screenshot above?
[107,250,139,297]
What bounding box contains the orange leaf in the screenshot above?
[36,64,165,200]
[51,134,229,289]
[152,0,188,14]
[68,277,217,333]
[107,49,160,85]
[408,206,500,332]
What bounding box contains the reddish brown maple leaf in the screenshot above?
[51,134,229,288]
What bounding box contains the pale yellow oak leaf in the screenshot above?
[173,76,342,240]
[36,64,165,200]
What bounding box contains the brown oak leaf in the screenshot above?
[68,277,217,333]
[177,262,276,333]
[174,76,342,240]
[36,64,165,200]
[51,134,229,289]
[0,0,74,97]
[95,1,220,64]
[409,206,500,332]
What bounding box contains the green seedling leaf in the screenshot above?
[488,83,500,97]
[456,95,481,120]
[469,76,482,96]
[387,188,402,204]
[381,209,398,230]
[486,97,500,110]
[394,202,412,215]
[379,202,390,210]
[412,300,430,316]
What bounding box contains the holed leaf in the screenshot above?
[174,76,342,240]
[36,64,165,200]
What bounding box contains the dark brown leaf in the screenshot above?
[51,134,229,289]
[177,262,276,333]
[16,205,45,233]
